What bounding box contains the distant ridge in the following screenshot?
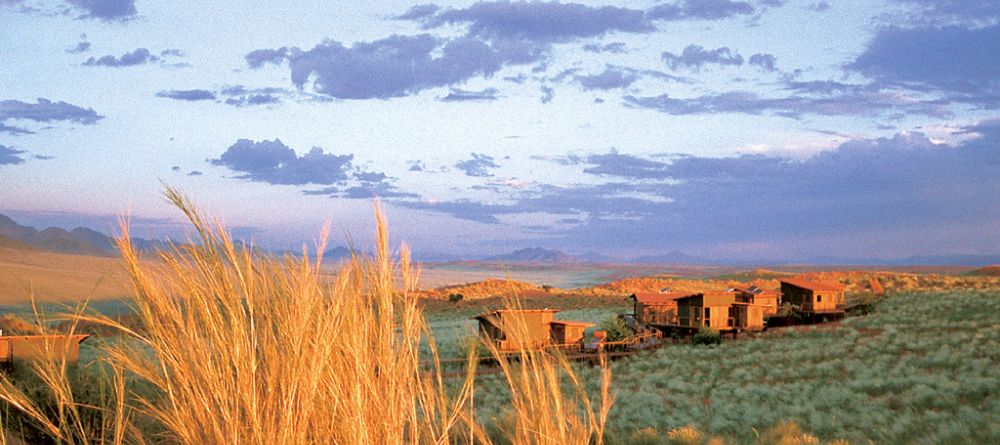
[0,214,112,256]
[968,265,1000,276]
[632,250,711,265]
[0,213,174,256]
[485,247,576,263]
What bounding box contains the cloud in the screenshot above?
[748,53,777,71]
[0,98,103,125]
[275,34,542,99]
[66,41,91,54]
[418,1,653,42]
[582,42,627,53]
[0,144,26,165]
[849,25,1000,104]
[83,48,157,67]
[810,1,830,12]
[455,152,500,177]
[662,45,744,70]
[891,0,1000,25]
[155,89,216,101]
[440,87,499,102]
[394,3,440,20]
[624,85,952,118]
[66,0,137,21]
[210,139,354,185]
[646,0,754,21]
[188,170,203,176]
[225,94,281,107]
[0,123,34,135]
[540,85,555,103]
[577,149,672,179]
[575,66,640,90]
[404,122,1000,256]
[245,47,289,69]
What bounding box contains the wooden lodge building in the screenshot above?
[0,334,90,365]
[675,292,767,332]
[630,292,688,331]
[780,278,846,314]
[729,285,779,316]
[474,309,594,351]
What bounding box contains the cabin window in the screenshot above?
[704,307,711,319]
[816,294,822,303]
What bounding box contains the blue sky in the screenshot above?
[1,0,998,260]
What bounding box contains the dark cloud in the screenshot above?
[279,34,542,99]
[849,25,1000,104]
[810,1,830,12]
[404,123,1000,256]
[455,152,500,177]
[582,42,627,53]
[748,53,777,71]
[66,0,137,21]
[155,89,216,101]
[188,170,203,176]
[211,139,354,185]
[419,1,653,42]
[662,45,744,70]
[624,85,952,118]
[578,149,672,179]
[160,49,183,57]
[66,41,91,54]
[83,48,157,67]
[394,3,440,20]
[575,66,640,90]
[225,94,281,107]
[891,0,1000,25]
[245,47,289,69]
[646,0,754,21]
[0,144,26,165]
[440,87,499,102]
[540,85,555,103]
[0,123,34,135]
[0,98,103,125]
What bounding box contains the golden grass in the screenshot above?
[0,247,132,304]
[0,188,611,444]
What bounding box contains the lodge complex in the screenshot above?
[475,277,848,351]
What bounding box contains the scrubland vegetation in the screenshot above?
[467,291,1000,444]
[1,192,998,444]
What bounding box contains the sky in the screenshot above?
[1,0,999,261]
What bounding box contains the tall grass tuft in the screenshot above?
[0,188,612,444]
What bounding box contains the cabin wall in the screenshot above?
[781,283,813,309]
[639,304,677,325]
[0,336,86,363]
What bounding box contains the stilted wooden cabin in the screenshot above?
[675,292,767,332]
[474,309,594,351]
[780,278,846,314]
[0,334,90,364]
[729,286,779,316]
[630,292,693,331]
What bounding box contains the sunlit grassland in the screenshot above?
[462,291,1000,444]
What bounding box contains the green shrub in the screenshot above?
[691,327,722,346]
[448,293,464,303]
[599,315,634,342]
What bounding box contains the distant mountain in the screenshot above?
[575,250,613,263]
[0,215,112,256]
[485,247,576,263]
[968,265,1000,276]
[631,250,712,265]
[322,246,357,260]
[802,254,1000,267]
[0,213,173,256]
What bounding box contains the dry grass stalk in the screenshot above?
[0,188,613,444]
